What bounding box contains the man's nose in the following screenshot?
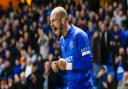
[50,23,54,27]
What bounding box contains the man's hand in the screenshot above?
[51,61,59,72]
[59,59,67,70]
[51,59,70,72]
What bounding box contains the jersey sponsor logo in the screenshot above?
[65,56,73,62]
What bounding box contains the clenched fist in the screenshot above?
[51,61,59,72]
[59,60,67,70]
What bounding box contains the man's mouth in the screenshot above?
[51,26,57,31]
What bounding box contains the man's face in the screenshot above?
[50,14,62,36]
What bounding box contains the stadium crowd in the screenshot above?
[0,0,128,89]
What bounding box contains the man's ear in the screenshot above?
[61,17,65,24]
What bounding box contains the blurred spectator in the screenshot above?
[91,31,101,64]
[110,24,121,62]
[0,79,8,89]
[0,58,4,76]
[25,60,33,78]
[95,21,111,65]
[43,61,50,89]
[112,10,127,28]
[19,49,26,70]
[94,65,107,89]
[117,72,128,89]
[37,27,49,60]
[28,73,43,89]
[7,77,15,89]
[115,47,128,81]
[17,72,28,89]
[0,60,13,79]
[13,59,21,75]
[102,73,116,89]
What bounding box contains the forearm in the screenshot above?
[58,56,93,72]
[65,56,93,72]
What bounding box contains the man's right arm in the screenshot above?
[51,61,59,73]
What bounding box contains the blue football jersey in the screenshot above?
[59,25,94,89]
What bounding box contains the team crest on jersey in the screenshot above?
[69,41,74,49]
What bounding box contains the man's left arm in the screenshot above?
[59,32,93,72]
[71,32,93,72]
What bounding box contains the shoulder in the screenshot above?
[73,25,88,38]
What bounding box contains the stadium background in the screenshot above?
[0,0,128,89]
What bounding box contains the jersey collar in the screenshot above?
[64,24,74,39]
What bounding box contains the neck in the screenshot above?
[62,24,70,37]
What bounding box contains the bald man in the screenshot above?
[50,6,94,89]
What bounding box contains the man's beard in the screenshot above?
[124,80,128,85]
[51,22,63,37]
[59,22,63,37]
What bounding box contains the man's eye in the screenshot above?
[52,19,55,22]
